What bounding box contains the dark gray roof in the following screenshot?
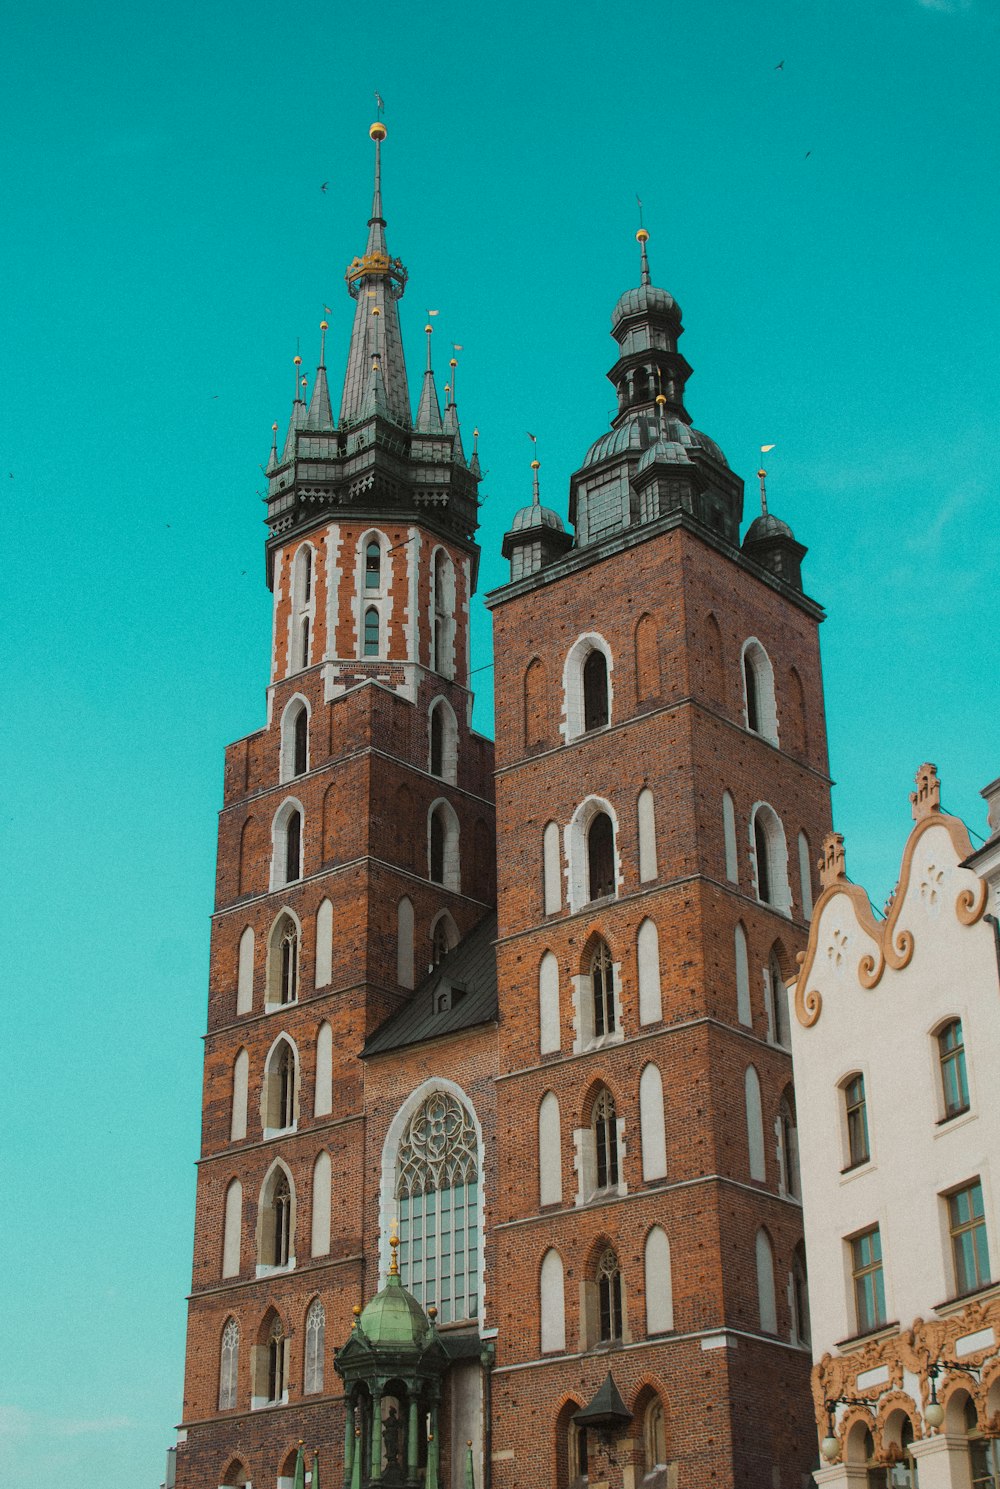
[361,913,498,1057]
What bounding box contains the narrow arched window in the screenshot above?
[304,1298,325,1394]
[744,650,760,732]
[263,1039,297,1132]
[778,1089,800,1198]
[591,940,615,1038]
[302,546,313,604]
[754,814,771,904]
[272,1172,291,1267]
[745,1066,766,1182]
[315,1022,333,1117]
[593,1088,619,1189]
[769,950,788,1046]
[222,1179,242,1279]
[756,1229,777,1333]
[276,917,299,1005]
[298,617,311,671]
[237,925,254,1015]
[285,809,302,883]
[583,650,609,731]
[538,1092,562,1205]
[431,917,451,966]
[543,821,561,915]
[395,1089,479,1322]
[363,606,379,657]
[791,1243,810,1346]
[267,1313,286,1401]
[430,706,444,777]
[365,540,381,590]
[293,708,308,777]
[644,1228,673,1335]
[639,1063,667,1181]
[540,1248,567,1354]
[434,551,447,671]
[396,896,414,990]
[597,1247,623,1341]
[278,1044,294,1129]
[219,1318,240,1410]
[587,812,615,901]
[430,810,445,884]
[230,1048,249,1142]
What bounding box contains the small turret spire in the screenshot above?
[531,456,541,508]
[637,226,652,288]
[305,320,335,431]
[758,444,776,516]
[416,320,443,432]
[368,119,387,255]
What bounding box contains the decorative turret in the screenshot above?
[568,228,745,548]
[502,452,572,580]
[741,452,807,590]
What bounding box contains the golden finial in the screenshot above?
[351,1303,361,1330]
[449,355,458,406]
[428,1305,438,1320]
[319,320,328,366]
[294,355,302,366]
[389,1218,400,1275]
[636,228,649,244]
[370,120,387,142]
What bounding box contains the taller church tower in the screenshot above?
[486,229,832,1486]
[173,122,497,1489]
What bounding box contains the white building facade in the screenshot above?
[789,763,1000,1487]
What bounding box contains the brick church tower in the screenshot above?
[485,229,832,1486]
[172,126,832,1489]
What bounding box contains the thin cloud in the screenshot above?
[0,1404,137,1439]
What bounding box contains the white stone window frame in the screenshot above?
[561,632,615,744]
[570,937,625,1055]
[428,907,460,972]
[763,949,791,1048]
[427,695,459,784]
[573,1087,628,1206]
[264,906,303,1012]
[565,795,623,915]
[427,797,461,892]
[741,637,779,746]
[303,1295,326,1393]
[288,541,318,676]
[270,797,305,891]
[260,1031,300,1140]
[355,527,390,661]
[255,1159,297,1278]
[251,1309,291,1412]
[749,800,792,916]
[279,693,312,783]
[542,820,562,915]
[377,1077,486,1319]
[429,545,457,680]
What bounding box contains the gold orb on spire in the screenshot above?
[530,458,540,471]
[320,320,328,331]
[370,121,387,142]
[636,228,650,244]
[294,355,302,367]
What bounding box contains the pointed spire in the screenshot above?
[637,226,652,287]
[531,455,541,507]
[469,426,481,476]
[758,444,776,515]
[281,354,307,462]
[367,120,387,256]
[265,420,279,474]
[305,320,334,431]
[416,320,443,432]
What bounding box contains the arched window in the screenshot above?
[428,698,458,783]
[220,1461,250,1488]
[523,657,547,749]
[432,549,455,678]
[539,950,560,1054]
[742,639,778,744]
[430,705,443,776]
[315,898,333,989]
[637,918,662,1025]
[637,788,657,882]
[643,1397,668,1476]
[395,1089,479,1323]
[263,1038,297,1134]
[540,1248,567,1354]
[427,801,460,891]
[259,1166,294,1270]
[315,1021,333,1117]
[751,803,791,914]
[591,940,616,1038]
[298,616,311,671]
[768,949,789,1046]
[304,1298,325,1394]
[293,707,308,776]
[296,545,313,606]
[280,698,310,782]
[538,1092,562,1206]
[791,1242,810,1346]
[311,1151,331,1258]
[258,1310,287,1404]
[365,539,381,590]
[635,613,661,702]
[723,791,738,882]
[639,1063,667,1181]
[230,1048,249,1142]
[745,1066,766,1183]
[222,1178,242,1279]
[218,1318,240,1410]
[777,1087,800,1199]
[735,923,752,1026]
[583,649,609,731]
[644,1227,673,1334]
[593,1088,619,1190]
[597,1247,623,1342]
[756,1229,777,1333]
[587,812,615,901]
[236,926,254,1015]
[363,606,380,657]
[267,912,300,1008]
[543,821,561,915]
[396,896,414,990]
[797,830,813,919]
[272,801,304,888]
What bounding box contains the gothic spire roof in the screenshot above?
[339,123,412,428]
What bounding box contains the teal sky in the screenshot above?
[2,1,997,1483]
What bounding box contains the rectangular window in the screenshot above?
[844,1074,870,1168]
[851,1226,886,1334]
[938,1019,970,1119]
[949,1180,990,1295]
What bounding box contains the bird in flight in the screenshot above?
[805,150,812,158]
[320,182,328,193]
[775,60,784,70]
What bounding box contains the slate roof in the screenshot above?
[361,912,498,1058]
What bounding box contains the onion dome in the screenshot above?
[502,455,573,580]
[611,281,681,330]
[744,510,795,543]
[358,1268,431,1349]
[583,414,729,473]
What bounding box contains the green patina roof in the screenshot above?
[358,1270,431,1348]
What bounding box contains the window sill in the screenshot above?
[264,1000,299,1015]
[935,1106,975,1132]
[834,1320,900,1352]
[932,1279,1000,1317]
[256,1259,296,1279]
[840,1157,874,1178]
[262,1123,298,1141]
[251,1393,290,1410]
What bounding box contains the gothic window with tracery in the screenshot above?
[304,1298,325,1394]
[267,1314,285,1402]
[278,917,299,1005]
[218,1318,239,1410]
[591,940,615,1038]
[593,1088,619,1190]
[395,1089,479,1323]
[597,1248,623,1341]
